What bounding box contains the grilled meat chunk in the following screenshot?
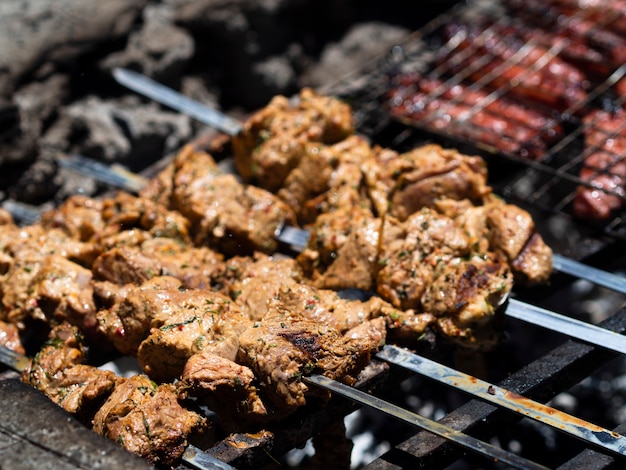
[97,276,187,355]
[237,300,380,416]
[278,135,374,225]
[437,196,554,284]
[179,352,268,429]
[40,194,105,242]
[232,88,354,191]
[298,206,381,291]
[227,254,302,321]
[0,224,99,335]
[21,323,120,421]
[137,288,250,382]
[363,144,490,220]
[376,208,472,311]
[92,374,208,467]
[98,191,192,244]
[0,320,25,355]
[165,145,297,255]
[92,237,224,289]
[422,253,512,348]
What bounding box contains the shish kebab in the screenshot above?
[0,344,551,470]
[111,67,626,297]
[1,76,626,467]
[6,187,626,357]
[4,70,626,355]
[3,337,626,462]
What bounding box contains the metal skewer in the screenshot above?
[303,373,549,470]
[377,344,626,458]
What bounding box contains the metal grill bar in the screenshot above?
[304,374,549,470]
[364,307,626,469]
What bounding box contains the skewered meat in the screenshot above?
[21,323,120,421]
[237,292,381,416]
[232,87,354,191]
[0,87,557,465]
[278,135,375,225]
[92,374,208,466]
[179,352,268,430]
[21,322,209,466]
[440,21,588,112]
[159,144,297,256]
[574,109,626,220]
[298,206,381,291]
[225,254,302,320]
[436,196,554,285]
[364,143,491,219]
[39,194,105,242]
[92,237,224,289]
[136,285,250,383]
[0,223,100,335]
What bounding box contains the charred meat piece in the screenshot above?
[386,74,563,160]
[232,88,354,192]
[92,374,208,467]
[237,295,381,417]
[421,253,512,349]
[574,109,626,221]
[166,145,297,256]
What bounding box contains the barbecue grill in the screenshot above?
[1,0,626,469]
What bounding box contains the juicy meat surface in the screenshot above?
[136,288,250,382]
[179,352,268,429]
[92,237,224,289]
[232,88,354,191]
[167,146,297,255]
[0,320,25,354]
[22,323,119,420]
[364,144,490,220]
[92,374,208,467]
[298,206,381,291]
[278,135,374,225]
[237,293,381,416]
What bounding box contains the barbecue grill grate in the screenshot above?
[322,0,626,243]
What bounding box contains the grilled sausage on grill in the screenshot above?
[574,108,626,221]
